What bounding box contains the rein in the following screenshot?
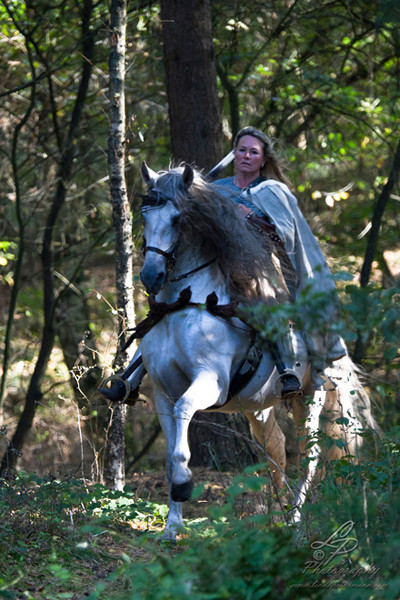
[142,235,216,285]
[169,257,217,283]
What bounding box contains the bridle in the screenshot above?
[142,241,180,271]
[140,188,216,284]
[139,188,181,272]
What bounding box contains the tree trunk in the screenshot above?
[160,0,256,469]
[0,0,95,475]
[0,41,36,415]
[353,139,400,363]
[105,0,136,490]
[160,0,223,171]
[189,413,259,470]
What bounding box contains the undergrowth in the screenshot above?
[1,427,400,599]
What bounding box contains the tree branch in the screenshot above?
[360,140,400,288]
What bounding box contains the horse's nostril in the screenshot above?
[154,271,165,291]
[140,267,166,294]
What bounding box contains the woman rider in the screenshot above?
[215,126,347,394]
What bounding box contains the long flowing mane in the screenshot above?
[151,166,287,303]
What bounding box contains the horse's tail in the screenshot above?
[323,354,381,459]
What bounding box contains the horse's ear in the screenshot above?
[141,161,158,185]
[182,163,194,190]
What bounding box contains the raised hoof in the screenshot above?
[171,480,194,503]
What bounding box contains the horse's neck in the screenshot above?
[156,245,230,304]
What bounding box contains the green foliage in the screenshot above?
[86,440,400,600]
[241,281,341,343]
[86,484,169,529]
[298,428,400,599]
[0,472,168,597]
[342,283,400,361]
[240,279,399,379]
[2,438,400,599]
[106,522,316,600]
[0,241,16,286]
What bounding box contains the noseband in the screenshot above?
[142,242,179,271]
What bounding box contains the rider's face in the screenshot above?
[234,135,265,180]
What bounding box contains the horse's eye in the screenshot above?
[171,215,179,226]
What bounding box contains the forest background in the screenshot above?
[2,0,399,477]
[0,0,400,596]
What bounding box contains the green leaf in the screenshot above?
[335,417,350,425]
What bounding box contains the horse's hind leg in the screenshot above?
[170,370,227,503]
[245,407,287,489]
[291,390,326,522]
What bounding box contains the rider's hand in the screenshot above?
[237,203,252,217]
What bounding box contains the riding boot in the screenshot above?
[279,373,302,399]
[98,352,147,405]
[98,378,140,405]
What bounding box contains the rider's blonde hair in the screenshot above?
[234,126,290,186]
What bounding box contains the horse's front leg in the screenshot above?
[153,390,185,542]
[171,369,227,503]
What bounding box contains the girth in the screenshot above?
[227,341,263,400]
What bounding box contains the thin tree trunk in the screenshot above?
[353,140,400,364]
[0,14,37,415]
[105,0,136,491]
[0,0,95,475]
[216,60,241,141]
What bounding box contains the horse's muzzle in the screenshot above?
[140,263,166,294]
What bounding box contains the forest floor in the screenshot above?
[2,465,288,600]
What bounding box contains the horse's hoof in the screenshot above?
[171,480,194,502]
[160,529,178,543]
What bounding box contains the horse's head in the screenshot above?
[139,162,194,294]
